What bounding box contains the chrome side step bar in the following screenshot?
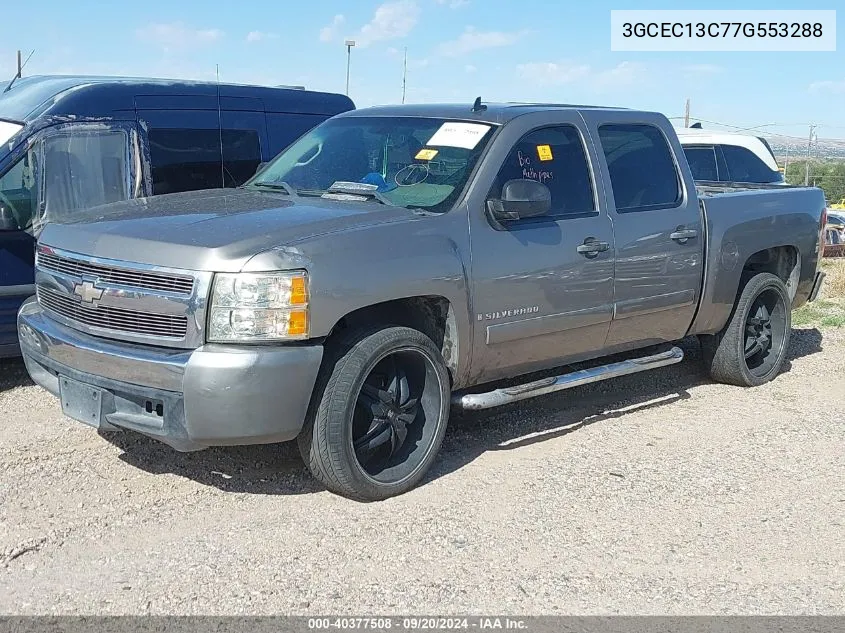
[452,346,684,411]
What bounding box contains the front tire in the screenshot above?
[298,326,451,501]
[701,272,791,387]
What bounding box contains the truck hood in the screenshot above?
[38,188,423,272]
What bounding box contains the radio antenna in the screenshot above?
[3,49,35,94]
[216,64,225,187]
[401,47,407,104]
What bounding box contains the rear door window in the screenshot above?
[148,128,262,193]
[682,145,719,181]
[598,124,682,212]
[720,144,783,183]
[148,128,223,194]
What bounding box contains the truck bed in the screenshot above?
[689,183,826,336]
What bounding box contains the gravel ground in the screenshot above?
[0,327,843,615]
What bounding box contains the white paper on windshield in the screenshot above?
[426,122,491,150]
[0,120,23,147]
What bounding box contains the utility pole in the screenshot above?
[805,123,817,186]
[401,47,407,104]
[783,143,789,182]
[344,40,356,96]
[684,98,690,128]
[16,50,22,79]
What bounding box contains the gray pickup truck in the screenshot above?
[18,101,828,501]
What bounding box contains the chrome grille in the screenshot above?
[38,286,188,339]
[38,251,194,295]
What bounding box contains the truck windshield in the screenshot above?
[36,127,131,230]
[247,116,496,212]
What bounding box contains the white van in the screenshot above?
[675,127,784,184]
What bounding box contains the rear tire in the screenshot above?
[298,325,451,501]
[701,272,791,387]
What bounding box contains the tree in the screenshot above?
[784,160,845,203]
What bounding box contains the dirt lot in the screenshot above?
[1,323,844,615]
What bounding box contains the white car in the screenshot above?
[676,127,785,184]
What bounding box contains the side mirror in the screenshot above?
[0,205,19,231]
[487,179,551,224]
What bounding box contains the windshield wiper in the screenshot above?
[325,182,397,207]
[249,181,298,197]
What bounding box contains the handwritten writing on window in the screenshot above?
[517,150,553,185]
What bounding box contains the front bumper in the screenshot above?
[17,297,324,451]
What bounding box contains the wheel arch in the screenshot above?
[690,240,802,336]
[739,245,800,302]
[322,296,461,388]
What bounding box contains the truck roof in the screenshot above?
[339,102,633,124]
[0,75,354,122]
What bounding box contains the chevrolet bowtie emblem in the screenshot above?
[73,280,104,304]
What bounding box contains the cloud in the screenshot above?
[351,0,421,47]
[517,61,591,85]
[435,0,469,7]
[516,60,647,91]
[319,14,346,42]
[465,64,477,73]
[246,31,279,43]
[681,63,723,75]
[592,61,647,89]
[136,22,224,52]
[436,27,527,57]
[809,79,845,96]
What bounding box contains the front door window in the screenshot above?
[0,149,38,231]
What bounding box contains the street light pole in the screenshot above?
[345,40,356,96]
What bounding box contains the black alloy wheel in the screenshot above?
[299,326,451,501]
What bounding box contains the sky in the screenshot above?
[1,0,843,141]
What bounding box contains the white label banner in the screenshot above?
[426,122,492,149]
[611,10,836,51]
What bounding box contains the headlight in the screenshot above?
[208,271,309,342]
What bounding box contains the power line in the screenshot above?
[668,116,845,144]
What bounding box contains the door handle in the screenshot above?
[576,240,610,257]
[670,228,698,243]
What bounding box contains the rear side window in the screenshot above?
[492,125,596,219]
[721,144,783,183]
[683,146,719,181]
[222,129,261,187]
[267,113,329,156]
[148,128,261,194]
[598,124,682,212]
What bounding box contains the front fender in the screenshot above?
[242,211,473,384]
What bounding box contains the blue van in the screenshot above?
[0,75,354,357]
